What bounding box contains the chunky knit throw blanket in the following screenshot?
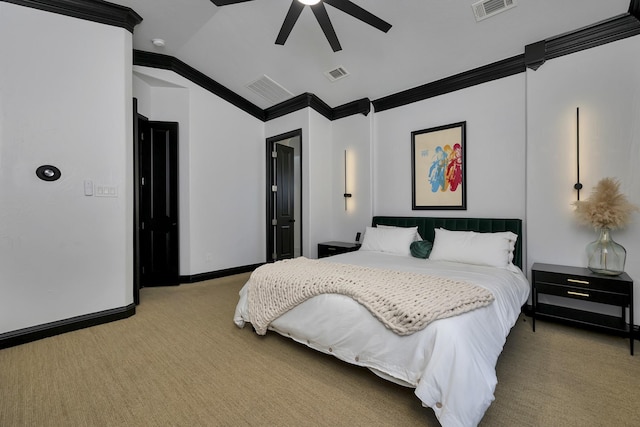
[247,257,494,336]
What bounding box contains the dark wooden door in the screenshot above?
[275,144,295,260]
[139,121,179,286]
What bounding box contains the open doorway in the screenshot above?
[266,130,302,261]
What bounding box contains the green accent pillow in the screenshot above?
[410,240,433,259]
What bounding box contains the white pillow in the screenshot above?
[429,228,518,270]
[360,226,415,256]
[376,224,422,242]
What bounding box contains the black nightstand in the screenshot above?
[318,241,360,258]
[531,262,634,355]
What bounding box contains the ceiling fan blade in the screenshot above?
[210,0,255,5]
[275,1,305,46]
[323,0,392,33]
[311,2,342,52]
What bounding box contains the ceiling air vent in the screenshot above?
[246,75,293,105]
[324,66,350,82]
[472,0,516,22]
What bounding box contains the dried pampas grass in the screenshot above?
[573,177,639,230]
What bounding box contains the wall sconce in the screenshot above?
[574,107,583,200]
[343,150,352,210]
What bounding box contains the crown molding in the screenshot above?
[524,13,640,71]
[1,0,142,32]
[333,98,371,120]
[307,94,334,120]
[264,93,331,121]
[545,14,640,61]
[525,40,546,71]
[134,50,266,121]
[262,93,372,121]
[372,55,525,112]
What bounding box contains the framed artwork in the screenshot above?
[411,121,466,210]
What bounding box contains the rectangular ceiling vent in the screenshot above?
[324,66,350,82]
[246,75,293,105]
[472,0,516,22]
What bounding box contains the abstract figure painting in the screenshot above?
[411,122,466,210]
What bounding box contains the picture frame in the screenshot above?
[411,121,466,210]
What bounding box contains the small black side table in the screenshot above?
[318,241,360,258]
[531,262,634,355]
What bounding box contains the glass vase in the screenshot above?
[586,228,626,276]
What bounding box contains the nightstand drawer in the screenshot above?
[535,282,629,305]
[534,270,630,294]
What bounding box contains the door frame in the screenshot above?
[133,99,180,301]
[133,99,144,304]
[266,129,302,262]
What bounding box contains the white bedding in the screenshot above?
[233,250,529,427]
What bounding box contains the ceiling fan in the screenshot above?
[210,0,392,52]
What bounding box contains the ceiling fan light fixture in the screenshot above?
[214,0,391,52]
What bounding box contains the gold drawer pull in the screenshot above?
[567,291,590,297]
[567,278,590,285]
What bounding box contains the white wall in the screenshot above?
[331,111,374,242]
[0,4,133,333]
[307,110,335,258]
[133,67,265,276]
[527,35,640,321]
[373,74,527,221]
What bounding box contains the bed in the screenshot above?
[234,217,529,427]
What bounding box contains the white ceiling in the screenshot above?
[111,0,632,109]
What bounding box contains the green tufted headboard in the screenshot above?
[372,216,523,269]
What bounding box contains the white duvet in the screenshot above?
[234,251,529,427]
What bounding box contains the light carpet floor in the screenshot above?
[1,273,639,426]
